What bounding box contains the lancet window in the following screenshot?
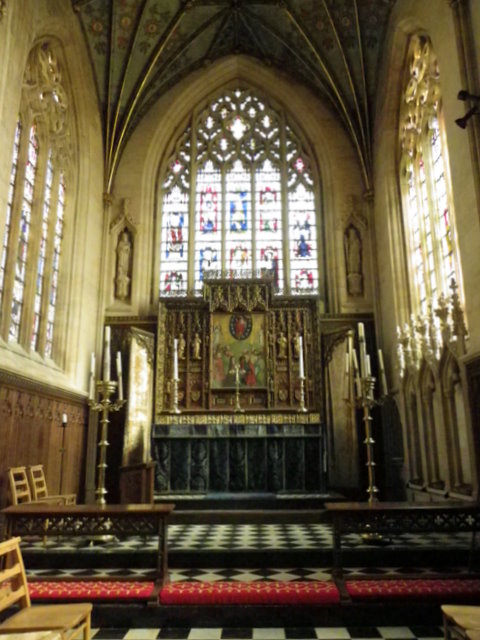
[159,88,319,297]
[0,42,72,362]
[399,35,461,315]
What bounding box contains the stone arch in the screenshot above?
[439,348,472,494]
[115,55,365,315]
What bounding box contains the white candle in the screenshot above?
[365,354,371,376]
[61,413,67,425]
[343,353,350,401]
[116,351,123,401]
[103,326,111,382]
[378,348,388,397]
[298,336,304,378]
[173,338,178,379]
[235,364,240,385]
[352,349,359,376]
[347,330,353,357]
[90,352,96,376]
[358,322,366,377]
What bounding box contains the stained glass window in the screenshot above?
[0,43,71,363]
[399,35,461,315]
[0,120,21,306]
[10,125,38,343]
[160,89,319,297]
[31,151,53,351]
[45,173,65,359]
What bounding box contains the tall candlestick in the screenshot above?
[378,349,388,397]
[103,326,111,382]
[298,336,304,378]
[116,351,123,401]
[173,338,178,379]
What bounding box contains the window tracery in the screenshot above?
[399,35,460,315]
[160,88,319,297]
[0,42,72,362]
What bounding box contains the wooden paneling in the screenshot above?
[0,373,88,508]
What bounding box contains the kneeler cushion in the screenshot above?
[159,581,340,605]
[346,579,480,600]
[29,580,155,600]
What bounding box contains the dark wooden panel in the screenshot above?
[0,375,88,508]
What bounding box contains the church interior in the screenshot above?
[1,0,480,638]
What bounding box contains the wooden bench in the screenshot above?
[326,500,480,576]
[2,503,175,602]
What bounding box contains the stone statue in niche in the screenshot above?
[178,333,186,360]
[193,332,202,360]
[277,332,287,359]
[115,229,132,301]
[344,225,363,296]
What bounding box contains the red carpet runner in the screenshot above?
[28,579,480,604]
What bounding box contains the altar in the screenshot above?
[113,276,376,501]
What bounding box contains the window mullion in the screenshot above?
[279,113,290,294]
[251,168,257,273]
[19,137,48,349]
[36,163,60,356]
[0,123,30,339]
[188,124,198,296]
[221,167,226,278]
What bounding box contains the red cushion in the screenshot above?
[159,581,340,605]
[29,580,155,600]
[346,579,480,600]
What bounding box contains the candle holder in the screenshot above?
[298,376,307,413]
[234,365,244,413]
[171,377,181,414]
[89,380,126,506]
[344,326,388,515]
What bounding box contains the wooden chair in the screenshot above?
[7,467,63,507]
[27,465,76,505]
[0,536,92,639]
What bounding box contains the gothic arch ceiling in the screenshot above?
[71,0,396,193]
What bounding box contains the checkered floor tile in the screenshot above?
[27,564,473,581]
[90,626,444,639]
[18,524,474,553]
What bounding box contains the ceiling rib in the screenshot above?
[107,1,191,192]
[106,0,148,177]
[352,0,372,169]
[283,1,370,189]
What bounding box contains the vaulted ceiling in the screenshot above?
[71,0,397,193]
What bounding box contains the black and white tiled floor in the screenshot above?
[90,626,444,639]
[19,524,473,552]
[27,564,472,580]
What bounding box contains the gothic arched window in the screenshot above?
[399,35,461,315]
[0,42,72,361]
[159,88,320,297]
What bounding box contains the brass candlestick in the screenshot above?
[234,364,244,412]
[298,376,307,413]
[344,325,388,536]
[171,377,181,414]
[89,380,126,505]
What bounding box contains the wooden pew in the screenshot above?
[2,503,175,594]
[326,500,480,578]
